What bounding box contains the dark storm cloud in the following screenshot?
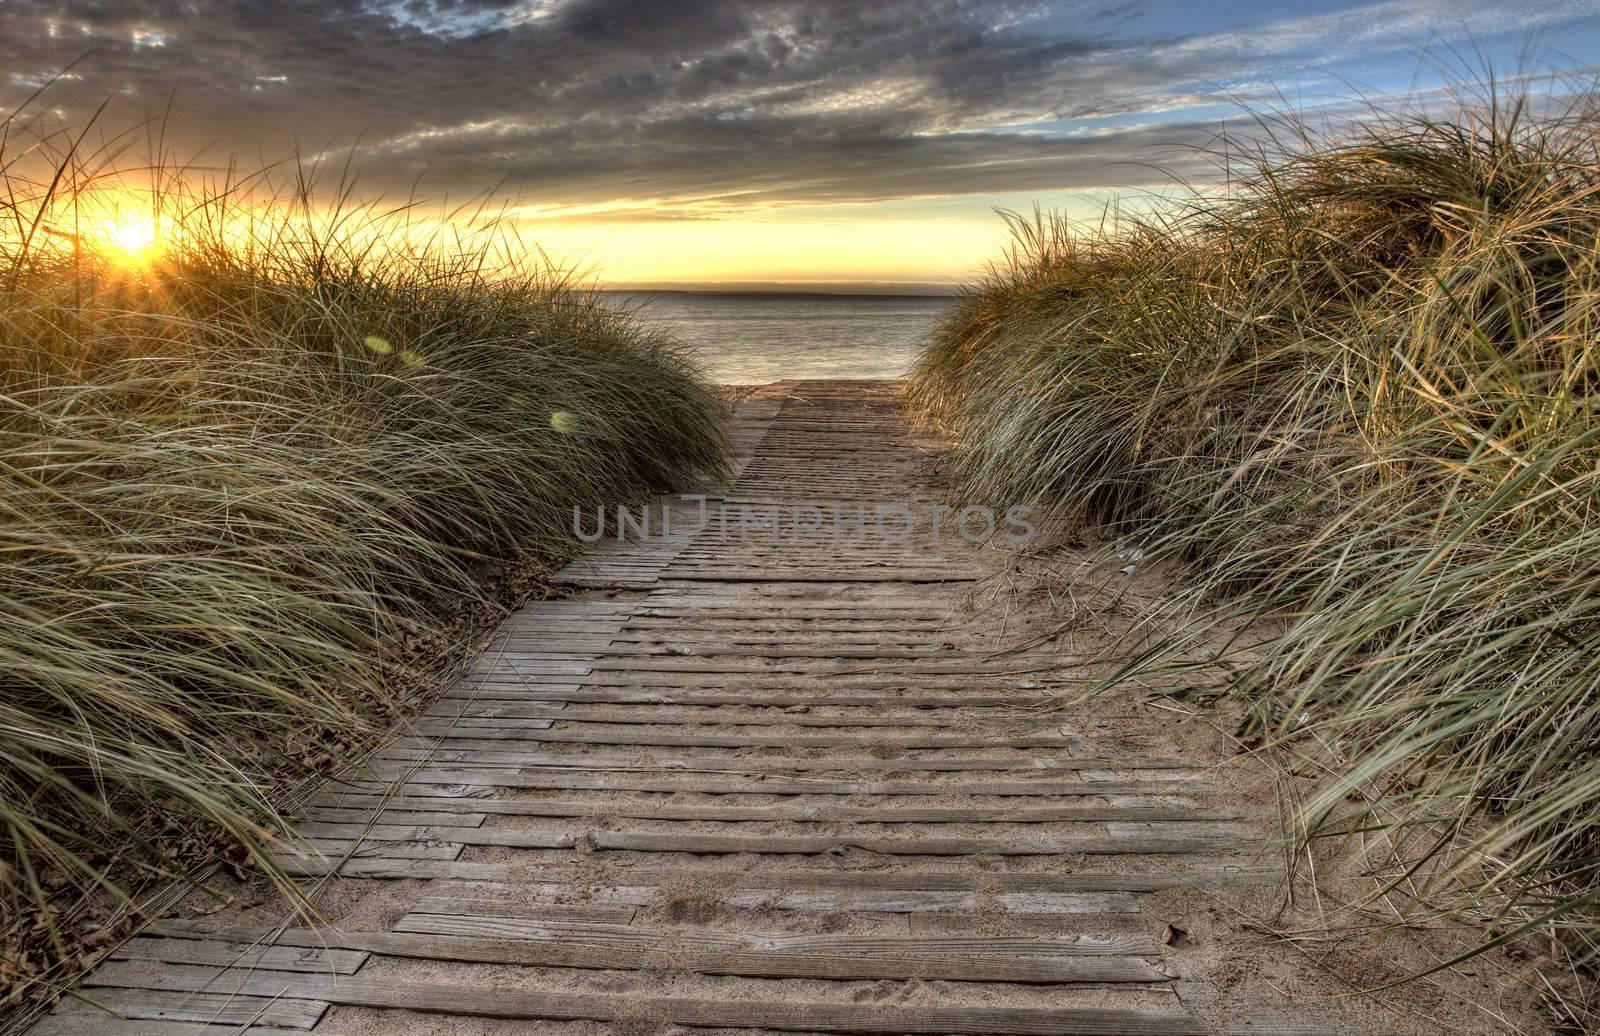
[0,0,1581,216]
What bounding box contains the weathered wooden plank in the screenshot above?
[445,685,1050,707]
[557,577,665,589]
[408,865,1279,893]
[907,913,1152,936]
[359,749,1184,774]
[439,703,980,727]
[333,855,1077,886]
[465,657,592,670]
[502,630,949,646]
[406,901,1151,944]
[617,619,958,632]
[726,890,1138,914]
[488,634,620,646]
[409,886,1137,915]
[586,645,957,659]
[147,891,639,939]
[516,600,636,609]
[33,1020,319,1036]
[51,988,327,1030]
[662,568,982,582]
[329,770,1189,796]
[382,914,1175,983]
[509,614,633,623]
[287,838,463,861]
[632,607,957,620]
[110,936,367,974]
[83,963,1204,1034]
[407,897,642,922]
[492,628,625,640]
[580,656,1047,673]
[368,746,1106,774]
[300,795,1230,824]
[288,821,1244,856]
[294,806,486,827]
[570,672,1072,690]
[475,650,608,662]
[401,722,1068,749]
[412,714,557,730]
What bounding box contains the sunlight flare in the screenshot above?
[98,210,160,265]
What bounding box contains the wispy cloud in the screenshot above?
[1,0,1595,220]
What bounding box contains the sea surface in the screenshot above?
[605,292,955,384]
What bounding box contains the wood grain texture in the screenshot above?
[50,987,327,1029]
[110,936,367,974]
[84,962,1203,1034]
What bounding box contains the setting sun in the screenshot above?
[100,211,159,264]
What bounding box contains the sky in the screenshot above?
[3,0,1599,290]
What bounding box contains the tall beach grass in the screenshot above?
[0,110,724,1001]
[911,82,1600,967]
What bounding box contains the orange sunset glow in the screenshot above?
[98,210,160,264]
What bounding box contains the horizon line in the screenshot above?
[599,281,962,298]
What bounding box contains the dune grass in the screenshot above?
[910,84,1600,967]
[0,115,724,996]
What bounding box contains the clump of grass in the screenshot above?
[0,107,724,997]
[911,81,1600,966]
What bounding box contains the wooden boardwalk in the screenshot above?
[40,381,1332,1036]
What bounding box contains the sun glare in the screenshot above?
[100,211,160,264]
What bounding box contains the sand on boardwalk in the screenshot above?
[114,383,1591,1036]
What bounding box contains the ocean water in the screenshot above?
[606,292,955,384]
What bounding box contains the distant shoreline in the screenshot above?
[600,287,959,300]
